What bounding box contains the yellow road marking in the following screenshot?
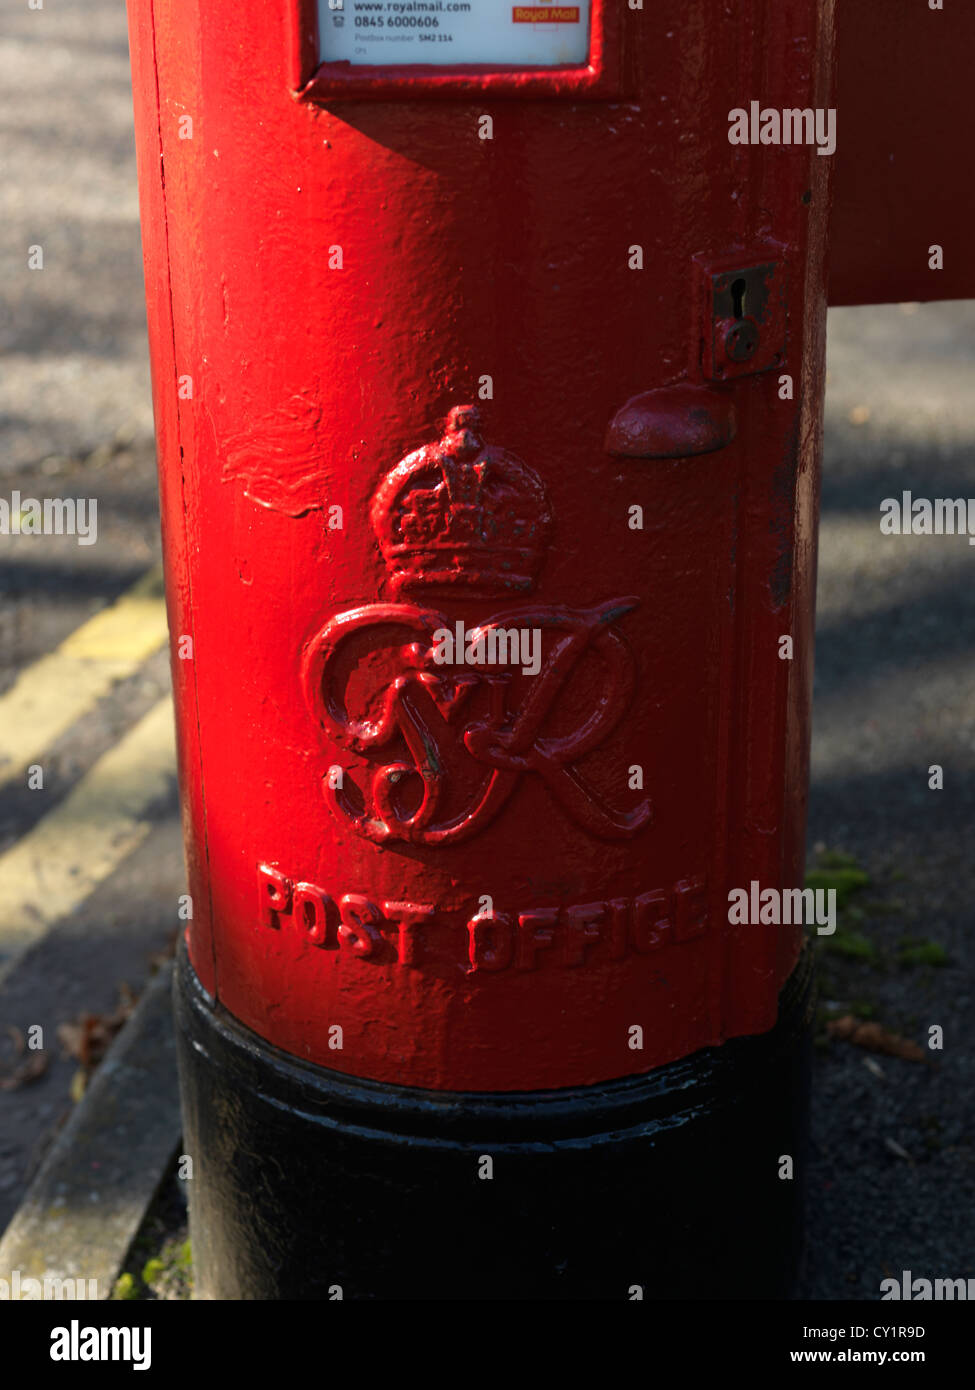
[0,566,169,791]
[0,697,176,972]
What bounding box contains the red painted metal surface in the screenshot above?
[127,0,834,1091]
[829,0,975,306]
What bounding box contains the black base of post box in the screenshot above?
[174,939,815,1301]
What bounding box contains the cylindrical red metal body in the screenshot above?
[127,0,834,1297]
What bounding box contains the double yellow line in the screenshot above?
[0,569,175,975]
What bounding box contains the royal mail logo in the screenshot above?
[302,407,650,845]
[512,6,580,22]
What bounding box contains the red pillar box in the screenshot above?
[126,0,832,1298]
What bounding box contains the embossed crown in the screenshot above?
[370,406,552,598]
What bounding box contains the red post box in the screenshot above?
[126,0,834,1298]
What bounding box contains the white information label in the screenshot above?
[318,0,591,69]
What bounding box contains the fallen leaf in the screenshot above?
[0,1052,49,1091]
[827,1014,926,1061]
[57,985,139,1074]
[147,929,179,973]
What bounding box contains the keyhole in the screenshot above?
[731,277,747,320]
